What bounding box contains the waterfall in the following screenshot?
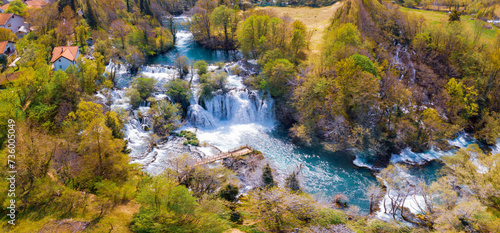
[188,89,275,128]
[393,45,416,85]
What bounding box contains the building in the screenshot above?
[0,41,15,56]
[50,46,80,71]
[26,0,47,9]
[0,4,9,13]
[0,13,28,37]
[1,0,26,4]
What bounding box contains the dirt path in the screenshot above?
[255,2,343,54]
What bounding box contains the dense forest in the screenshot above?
[0,0,499,232]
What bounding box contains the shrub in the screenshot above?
[194,60,208,75]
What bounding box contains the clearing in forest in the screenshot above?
[255,2,343,54]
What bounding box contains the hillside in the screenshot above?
[254,2,343,54]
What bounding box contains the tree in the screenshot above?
[241,187,317,232]
[367,184,383,215]
[323,23,361,66]
[15,122,56,194]
[5,0,27,17]
[132,175,231,233]
[285,168,301,192]
[126,88,142,108]
[210,5,234,47]
[132,76,157,101]
[55,6,76,45]
[75,19,90,48]
[76,57,100,94]
[262,58,295,98]
[167,16,177,44]
[148,100,181,136]
[0,28,16,41]
[125,46,145,72]
[105,111,125,139]
[110,20,130,50]
[77,118,129,189]
[219,184,239,202]
[165,79,192,112]
[449,10,460,22]
[261,163,275,188]
[194,60,208,75]
[175,55,189,79]
[85,0,98,28]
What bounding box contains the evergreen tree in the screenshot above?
[218,184,239,202]
[285,170,301,192]
[85,0,98,29]
[261,163,275,188]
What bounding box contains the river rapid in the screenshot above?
[101,17,499,215]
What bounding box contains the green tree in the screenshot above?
[219,184,239,202]
[210,5,235,47]
[85,0,98,28]
[132,175,230,232]
[262,163,275,188]
[5,0,27,17]
[0,28,16,41]
[351,54,377,77]
[165,79,192,112]
[126,88,142,109]
[241,187,317,232]
[132,76,157,101]
[105,111,125,139]
[148,100,182,136]
[285,169,301,192]
[262,58,295,98]
[75,19,90,48]
[194,60,208,75]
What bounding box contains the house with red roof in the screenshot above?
[0,13,28,37]
[0,40,15,56]
[51,46,80,70]
[0,4,9,13]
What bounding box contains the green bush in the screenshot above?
[180,130,199,146]
[351,54,378,77]
[194,60,208,75]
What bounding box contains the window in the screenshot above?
[59,65,62,69]
[58,59,61,62]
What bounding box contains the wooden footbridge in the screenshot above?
[192,145,254,167]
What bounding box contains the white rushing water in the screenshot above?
[353,132,478,169]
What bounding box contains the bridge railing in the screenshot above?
[192,145,254,166]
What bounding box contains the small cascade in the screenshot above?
[140,65,178,87]
[491,138,500,154]
[106,60,133,88]
[393,45,416,85]
[187,104,218,128]
[199,90,274,125]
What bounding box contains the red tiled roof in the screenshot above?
[51,46,79,63]
[0,4,9,12]
[26,0,47,8]
[0,41,8,53]
[0,13,13,26]
[0,41,14,54]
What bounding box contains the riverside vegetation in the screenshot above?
[0,0,499,232]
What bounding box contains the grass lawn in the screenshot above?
[254,2,343,54]
[400,7,498,45]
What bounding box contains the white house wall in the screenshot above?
[54,57,75,71]
[0,15,25,34]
